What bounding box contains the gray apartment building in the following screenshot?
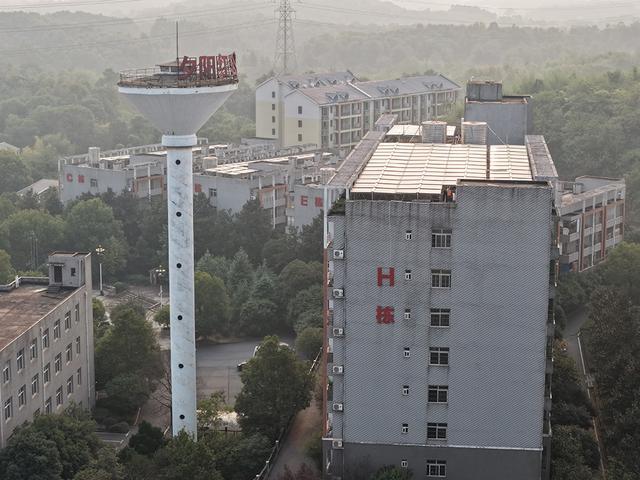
[557,176,625,273]
[322,117,555,479]
[59,143,338,230]
[256,72,461,152]
[0,252,94,448]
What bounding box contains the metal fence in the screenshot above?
[253,348,323,480]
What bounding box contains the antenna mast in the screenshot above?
[176,21,179,68]
[274,0,297,74]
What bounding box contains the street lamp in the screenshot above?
[155,265,166,306]
[95,245,105,296]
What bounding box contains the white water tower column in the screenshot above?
[164,133,197,436]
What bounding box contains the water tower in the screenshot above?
[118,55,238,438]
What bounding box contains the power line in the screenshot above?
[0,2,269,33]
[0,19,276,58]
[274,0,297,74]
[0,0,146,9]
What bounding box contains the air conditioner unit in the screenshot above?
[332,365,344,374]
[404,311,411,320]
[332,327,344,337]
[332,288,344,298]
[332,403,344,412]
[332,439,344,449]
[333,249,344,260]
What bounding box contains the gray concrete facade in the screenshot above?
[464,99,532,145]
[324,182,553,479]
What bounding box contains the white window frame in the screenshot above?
[429,347,449,366]
[67,376,74,396]
[76,337,81,355]
[66,344,72,363]
[16,349,24,371]
[75,304,80,322]
[56,387,63,406]
[427,459,447,477]
[65,312,71,331]
[53,319,61,339]
[431,269,451,288]
[2,362,10,384]
[4,397,12,421]
[428,385,448,403]
[54,353,62,373]
[30,338,38,360]
[45,397,52,414]
[31,374,39,396]
[42,328,49,349]
[44,363,50,384]
[432,229,452,248]
[427,423,447,440]
[77,368,82,386]
[18,385,26,407]
[430,308,451,327]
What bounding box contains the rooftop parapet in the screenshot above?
[118,54,239,89]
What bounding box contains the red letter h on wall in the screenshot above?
[377,267,395,287]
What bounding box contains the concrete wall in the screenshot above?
[255,78,280,140]
[464,100,531,145]
[60,165,129,203]
[326,182,552,479]
[283,91,322,148]
[194,174,253,213]
[0,277,94,447]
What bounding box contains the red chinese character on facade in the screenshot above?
[376,306,395,324]
[377,267,395,287]
[66,174,73,183]
[78,175,85,183]
[300,195,308,206]
[315,196,323,208]
[194,183,202,193]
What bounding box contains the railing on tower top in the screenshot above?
[118,54,239,88]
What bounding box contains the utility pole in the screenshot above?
[274,0,296,74]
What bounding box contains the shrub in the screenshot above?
[107,421,130,434]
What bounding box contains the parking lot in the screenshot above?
[196,336,294,405]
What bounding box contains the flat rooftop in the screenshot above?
[351,143,533,195]
[0,285,75,351]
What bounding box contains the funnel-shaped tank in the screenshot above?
[118,84,237,135]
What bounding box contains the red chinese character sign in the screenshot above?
[377,267,395,287]
[376,306,395,324]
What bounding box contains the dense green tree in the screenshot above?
[197,391,227,431]
[153,305,170,329]
[371,465,413,480]
[227,249,254,292]
[298,214,324,263]
[0,151,31,194]
[204,432,272,480]
[104,372,153,415]
[278,260,322,302]
[151,432,223,480]
[0,428,63,480]
[296,327,323,360]
[233,200,272,264]
[262,235,298,273]
[238,298,279,336]
[235,336,311,439]
[196,253,231,286]
[0,195,17,221]
[288,285,323,328]
[550,425,598,480]
[93,298,109,340]
[0,249,15,283]
[73,447,125,480]
[22,134,74,179]
[128,422,165,458]
[195,271,231,338]
[64,198,124,252]
[0,209,64,269]
[277,464,320,480]
[599,242,640,302]
[95,302,162,389]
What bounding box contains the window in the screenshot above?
[272,91,276,98]
[427,460,447,477]
[67,376,74,395]
[45,397,52,414]
[431,270,451,288]
[402,385,410,396]
[4,397,12,421]
[403,347,411,358]
[54,353,62,373]
[401,423,409,434]
[428,385,448,403]
[18,385,26,407]
[405,230,412,240]
[42,328,49,349]
[70,267,76,277]
[66,344,72,363]
[430,308,451,327]
[44,363,50,384]
[209,188,217,198]
[56,387,63,406]
[90,178,98,188]
[429,347,449,366]
[16,349,24,371]
[405,270,412,281]
[298,133,303,142]
[75,304,80,322]
[272,115,276,123]
[298,106,303,114]
[65,311,71,330]
[271,103,276,111]
[272,128,276,136]
[31,374,39,396]
[77,368,82,386]
[76,337,81,355]
[298,120,303,128]
[54,319,61,339]
[34,408,40,417]
[404,309,411,320]
[30,338,38,360]
[432,229,452,248]
[3,362,10,384]
[427,423,447,440]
